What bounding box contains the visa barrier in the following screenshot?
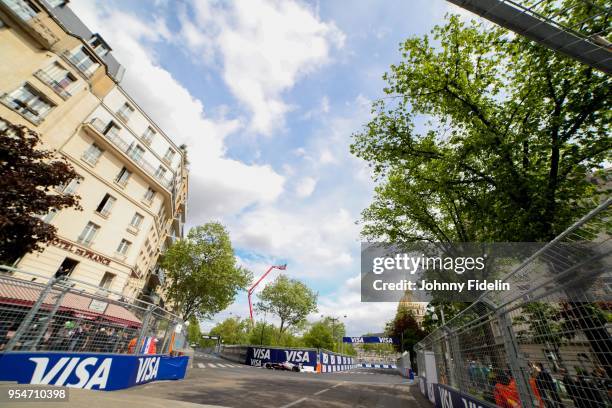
[221,345,356,373]
[0,352,189,390]
[319,349,355,373]
[359,363,396,369]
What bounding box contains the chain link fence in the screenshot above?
[416,198,611,408]
[0,265,187,355]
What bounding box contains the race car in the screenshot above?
[263,361,302,372]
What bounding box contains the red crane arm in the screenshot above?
[248,264,286,323]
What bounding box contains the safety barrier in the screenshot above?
[0,352,189,390]
[0,265,190,390]
[220,345,357,373]
[415,199,611,408]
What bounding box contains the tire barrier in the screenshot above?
[0,352,189,390]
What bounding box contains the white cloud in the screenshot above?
[295,176,317,198]
[183,0,346,135]
[68,0,285,223]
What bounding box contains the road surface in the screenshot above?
[122,351,429,408]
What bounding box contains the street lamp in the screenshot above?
[323,314,347,353]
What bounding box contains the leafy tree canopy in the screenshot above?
[256,274,318,333]
[303,321,335,350]
[160,223,252,320]
[0,119,82,264]
[351,4,611,244]
[210,317,250,345]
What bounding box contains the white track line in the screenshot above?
[207,363,217,368]
[313,388,330,396]
[197,363,205,368]
[279,397,308,408]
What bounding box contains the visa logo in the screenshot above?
[285,351,310,363]
[29,357,112,389]
[351,337,364,343]
[379,337,393,343]
[253,348,270,359]
[135,357,160,384]
[440,387,453,408]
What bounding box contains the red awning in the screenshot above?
[0,279,142,328]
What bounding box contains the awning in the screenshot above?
[0,279,142,328]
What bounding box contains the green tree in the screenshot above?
[186,316,203,346]
[351,5,611,245]
[303,321,335,350]
[256,274,318,333]
[385,305,426,364]
[0,119,82,264]
[161,223,252,320]
[210,317,250,345]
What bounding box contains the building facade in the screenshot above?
[0,0,187,307]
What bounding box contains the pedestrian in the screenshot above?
[535,362,564,408]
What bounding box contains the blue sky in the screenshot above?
[71,0,473,335]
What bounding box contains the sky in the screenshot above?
[69,0,475,336]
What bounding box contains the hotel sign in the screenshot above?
[50,237,112,266]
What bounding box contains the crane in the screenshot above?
[248,264,287,324]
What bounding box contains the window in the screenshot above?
[95,193,116,217]
[143,187,155,203]
[142,126,156,144]
[117,102,134,122]
[55,258,78,278]
[99,272,115,289]
[128,143,145,162]
[82,143,103,165]
[57,178,80,195]
[1,83,54,124]
[155,166,167,179]
[115,167,131,187]
[66,46,99,77]
[46,0,67,8]
[4,0,40,21]
[157,204,165,219]
[163,148,175,163]
[102,121,120,138]
[41,208,58,224]
[35,62,76,99]
[116,239,131,256]
[88,34,110,58]
[129,212,144,229]
[77,222,99,246]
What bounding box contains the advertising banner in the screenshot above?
[342,336,397,344]
[319,351,354,373]
[434,384,496,408]
[246,346,318,369]
[0,352,189,391]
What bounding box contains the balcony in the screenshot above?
[0,93,43,124]
[34,69,71,100]
[84,118,174,191]
[0,1,59,47]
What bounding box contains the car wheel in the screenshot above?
[292,366,300,372]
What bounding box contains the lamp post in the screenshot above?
[323,314,347,353]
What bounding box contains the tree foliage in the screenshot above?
[210,317,250,345]
[0,119,82,264]
[160,223,252,320]
[386,305,426,358]
[351,4,611,244]
[303,321,335,350]
[256,274,318,333]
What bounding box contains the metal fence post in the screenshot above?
[134,305,155,354]
[5,276,57,351]
[497,307,534,408]
[28,278,72,350]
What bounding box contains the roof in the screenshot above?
[42,0,125,81]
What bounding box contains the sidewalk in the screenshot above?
[0,383,228,408]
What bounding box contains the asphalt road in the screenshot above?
[122,352,429,408]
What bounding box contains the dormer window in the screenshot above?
[89,34,110,58]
